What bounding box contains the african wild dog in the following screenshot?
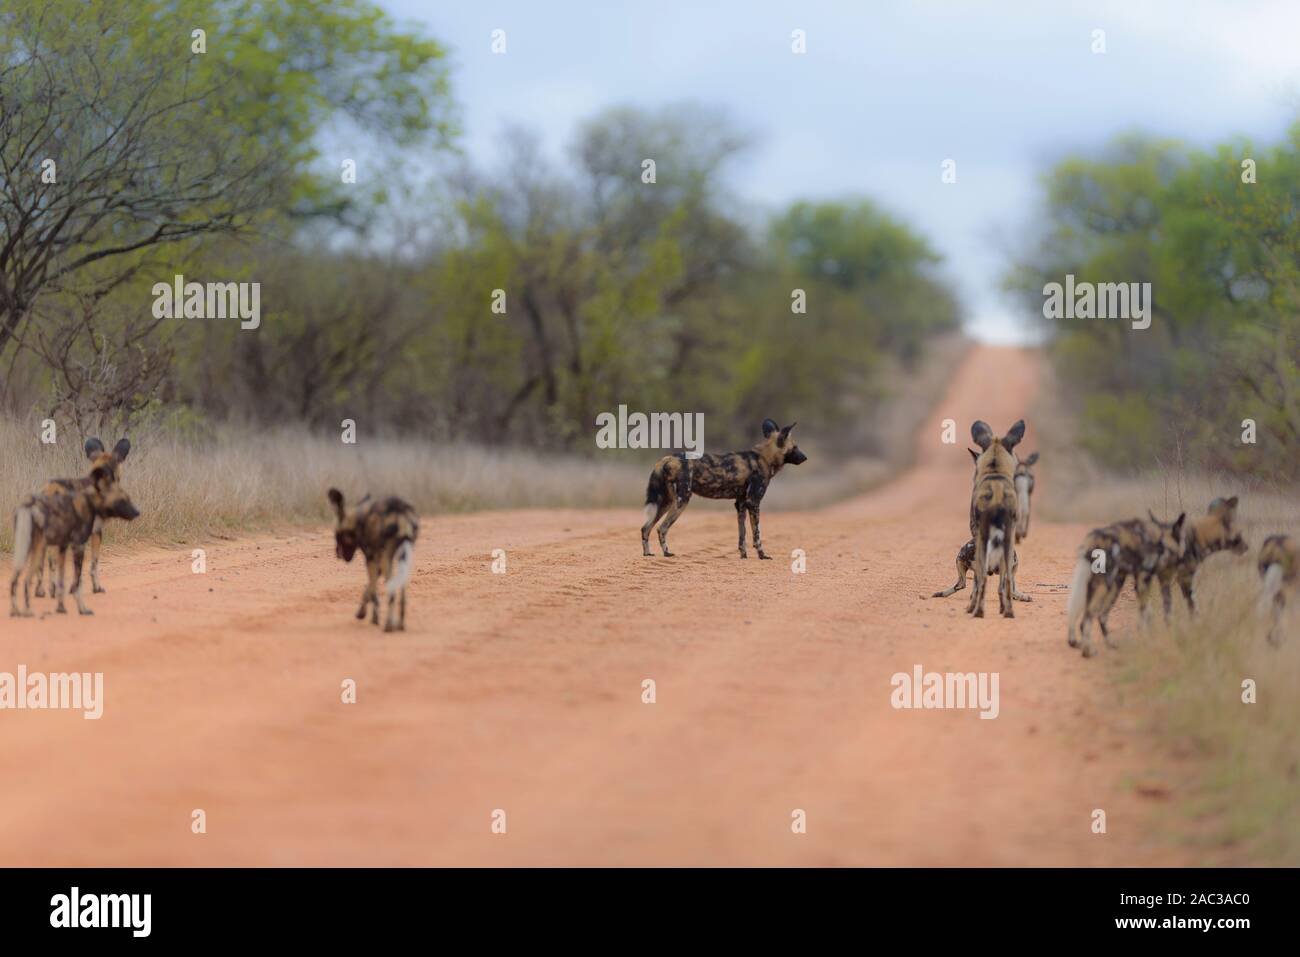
[1258,534,1297,646]
[10,461,141,617]
[328,488,419,632]
[34,437,131,597]
[641,419,806,559]
[1064,513,1186,658]
[966,420,1025,618]
[931,446,1031,602]
[1013,451,1039,542]
[1155,496,1248,616]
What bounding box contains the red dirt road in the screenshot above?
[0,345,1183,865]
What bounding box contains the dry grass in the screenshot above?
[1031,361,1300,864]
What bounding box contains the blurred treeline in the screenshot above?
[0,0,960,455]
[1006,127,1300,482]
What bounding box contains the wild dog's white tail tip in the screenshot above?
[12,506,33,572]
[387,540,414,595]
[986,528,1005,573]
[1258,563,1284,618]
[1065,554,1091,642]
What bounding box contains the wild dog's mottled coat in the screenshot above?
[328,489,419,632]
[1258,534,1298,646]
[931,446,1032,601]
[35,437,131,597]
[641,418,806,559]
[9,461,141,617]
[965,420,1025,618]
[1156,496,1248,616]
[1064,513,1185,658]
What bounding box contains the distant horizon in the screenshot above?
[383,0,1300,344]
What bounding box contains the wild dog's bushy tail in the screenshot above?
[1258,562,1284,619]
[1015,475,1031,538]
[387,539,414,595]
[645,462,668,507]
[12,505,34,574]
[1065,552,1092,644]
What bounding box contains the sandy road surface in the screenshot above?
[0,346,1184,865]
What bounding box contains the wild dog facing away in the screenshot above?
[1064,513,1186,658]
[932,446,1035,602]
[965,419,1025,618]
[1014,451,1039,542]
[328,488,419,632]
[1156,496,1249,616]
[641,418,807,559]
[34,437,131,597]
[1258,534,1297,646]
[9,460,141,617]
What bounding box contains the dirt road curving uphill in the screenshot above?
[0,345,1184,865]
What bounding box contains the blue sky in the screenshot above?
[382,0,1300,343]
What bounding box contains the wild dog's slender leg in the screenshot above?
[657,493,690,557]
[381,547,400,633]
[932,554,970,598]
[367,556,381,625]
[967,530,987,617]
[1265,591,1285,646]
[1178,572,1196,614]
[735,499,748,559]
[642,502,667,557]
[34,549,49,597]
[399,587,407,631]
[1000,535,1016,617]
[748,505,770,560]
[1010,550,1031,602]
[54,546,69,614]
[71,545,92,615]
[90,518,105,592]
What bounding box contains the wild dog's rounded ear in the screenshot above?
[84,437,105,459]
[777,422,797,445]
[1002,419,1026,450]
[967,447,980,463]
[327,487,346,520]
[112,438,131,462]
[1024,451,1039,466]
[970,421,993,450]
[1173,512,1187,537]
[1148,509,1160,524]
[1225,496,1239,510]
[761,419,779,437]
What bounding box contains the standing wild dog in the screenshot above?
[34,437,131,597]
[1013,451,1039,542]
[10,462,141,617]
[641,418,806,558]
[1258,534,1298,646]
[328,489,418,632]
[965,420,1025,618]
[1064,513,1186,658]
[931,447,1031,602]
[1156,496,1248,616]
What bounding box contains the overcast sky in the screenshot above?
[383,0,1300,343]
